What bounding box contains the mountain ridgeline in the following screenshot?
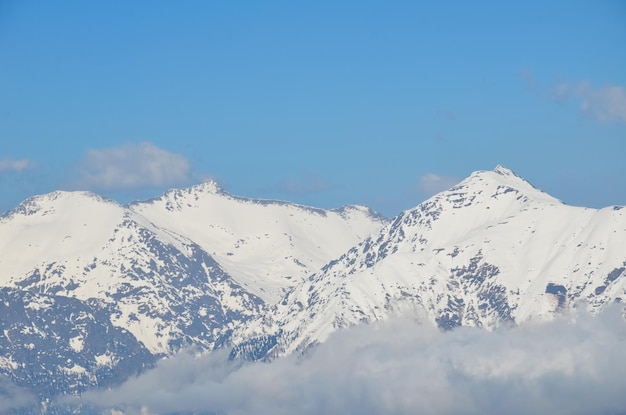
[231,166,626,358]
[0,166,624,410]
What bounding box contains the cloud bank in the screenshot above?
[77,142,192,190]
[0,157,33,173]
[75,307,626,415]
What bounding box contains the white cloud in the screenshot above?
[417,173,459,196]
[77,142,192,190]
[521,70,626,124]
[0,157,34,173]
[74,307,626,415]
[554,82,626,123]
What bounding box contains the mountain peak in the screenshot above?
[190,180,224,195]
[467,165,523,183]
[2,190,120,220]
[493,164,516,176]
[457,165,560,206]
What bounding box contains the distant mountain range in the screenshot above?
[231,166,626,359]
[0,166,624,413]
[0,180,386,408]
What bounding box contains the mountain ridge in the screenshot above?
[128,180,388,302]
[0,180,388,357]
[0,166,624,410]
[230,166,626,358]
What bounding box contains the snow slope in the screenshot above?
[129,181,388,302]
[1,167,625,405]
[233,166,626,358]
[0,191,263,356]
[0,286,155,398]
[0,184,387,356]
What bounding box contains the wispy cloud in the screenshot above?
[521,70,626,123]
[0,157,34,173]
[75,307,626,415]
[416,173,459,196]
[554,82,626,123]
[76,142,192,190]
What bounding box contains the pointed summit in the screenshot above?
[161,179,225,200]
[135,180,227,211]
[457,165,560,206]
[235,167,626,359]
[189,179,225,195]
[493,164,517,176]
[128,180,388,303]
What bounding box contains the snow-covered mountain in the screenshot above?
[1,166,625,410]
[0,286,155,399]
[0,182,387,405]
[232,166,626,358]
[129,181,388,302]
[0,190,263,357]
[0,185,385,354]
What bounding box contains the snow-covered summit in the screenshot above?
[0,180,388,360]
[130,182,388,302]
[2,190,120,220]
[232,166,626,359]
[460,165,560,204]
[440,165,561,212]
[1,166,624,404]
[388,165,562,248]
[190,179,225,194]
[160,179,225,201]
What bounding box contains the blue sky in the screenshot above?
[1,1,625,217]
